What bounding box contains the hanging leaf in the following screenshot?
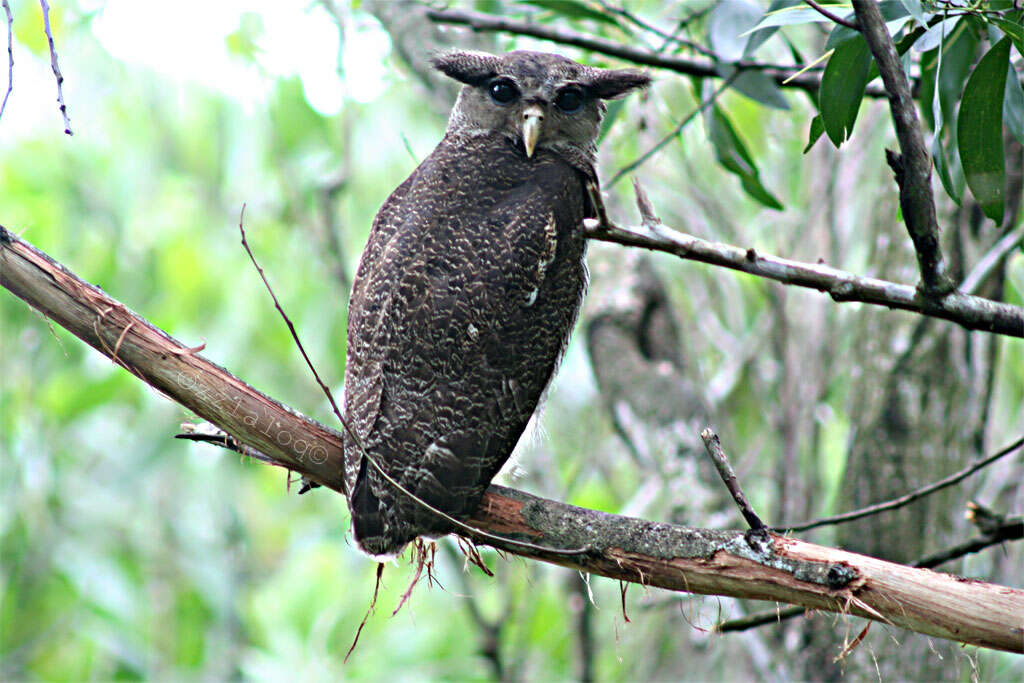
[709,0,764,62]
[742,0,802,57]
[927,21,963,205]
[913,17,961,53]
[958,37,1011,224]
[597,99,625,144]
[1004,63,1024,146]
[804,115,824,153]
[718,66,790,109]
[822,1,911,51]
[819,35,872,147]
[991,16,1024,55]
[898,0,927,28]
[706,105,784,210]
[917,22,978,131]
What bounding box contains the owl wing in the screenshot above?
[344,152,587,550]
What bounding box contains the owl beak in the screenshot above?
[521,105,544,158]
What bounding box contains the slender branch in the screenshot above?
[959,223,1024,295]
[595,0,716,59]
[775,436,1024,533]
[852,0,951,294]
[584,185,1024,337]
[4,224,1023,653]
[39,0,71,135]
[701,429,766,531]
[804,0,859,30]
[425,7,891,98]
[0,0,12,123]
[606,73,736,188]
[914,516,1023,568]
[717,512,1024,633]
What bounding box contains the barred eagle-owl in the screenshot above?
[342,49,649,556]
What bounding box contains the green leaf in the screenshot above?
[819,35,872,147]
[917,20,978,131]
[709,0,763,62]
[804,115,825,153]
[913,17,960,53]
[992,16,1024,55]
[743,5,839,32]
[958,37,1011,224]
[742,0,802,56]
[928,25,963,205]
[898,0,927,28]
[521,1,621,27]
[706,105,784,210]
[597,98,625,144]
[1004,63,1024,146]
[823,1,910,51]
[719,66,790,109]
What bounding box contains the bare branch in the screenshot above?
[0,0,12,123]
[424,7,891,98]
[960,223,1024,295]
[804,0,859,30]
[606,73,736,188]
[39,0,71,135]
[583,187,1024,337]
[776,436,1024,533]
[701,428,766,531]
[3,224,1024,653]
[852,0,950,294]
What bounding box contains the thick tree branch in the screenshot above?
[424,7,891,98]
[584,186,1024,337]
[3,224,1023,653]
[852,0,950,294]
[718,511,1024,633]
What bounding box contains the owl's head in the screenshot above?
[431,50,650,168]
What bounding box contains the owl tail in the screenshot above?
[350,457,403,559]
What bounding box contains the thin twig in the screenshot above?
[425,7,890,98]
[0,0,12,123]
[597,1,716,59]
[774,436,1024,533]
[959,224,1024,296]
[606,72,737,188]
[583,183,1024,337]
[804,0,859,30]
[345,562,384,662]
[914,516,1023,568]
[39,0,71,135]
[700,428,766,531]
[852,0,951,294]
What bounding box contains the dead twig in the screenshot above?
[39,0,72,135]
[775,436,1024,533]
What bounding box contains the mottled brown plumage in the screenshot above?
[343,50,649,556]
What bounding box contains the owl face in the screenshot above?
[432,50,650,165]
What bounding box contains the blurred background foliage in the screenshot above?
[2,0,1022,680]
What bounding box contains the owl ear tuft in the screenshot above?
[430,50,502,86]
[583,68,651,100]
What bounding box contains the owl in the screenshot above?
[342,50,650,557]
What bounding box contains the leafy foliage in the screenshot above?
[2,0,1022,681]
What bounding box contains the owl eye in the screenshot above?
[488,79,519,105]
[554,88,584,114]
